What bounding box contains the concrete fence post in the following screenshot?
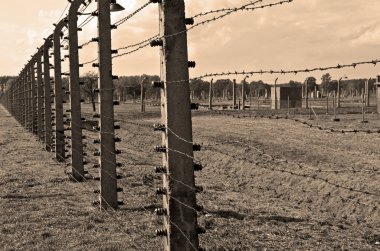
[53,18,67,162]
[156,0,201,250]
[68,0,86,181]
[36,49,45,142]
[209,79,213,110]
[97,0,118,210]
[30,57,37,135]
[43,35,53,152]
[233,79,236,109]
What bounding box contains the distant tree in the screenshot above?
[190,79,209,99]
[320,73,334,93]
[80,72,98,112]
[250,80,270,97]
[0,76,16,93]
[214,79,233,98]
[304,77,317,92]
[114,75,160,102]
[141,74,160,100]
[288,80,302,87]
[114,77,127,102]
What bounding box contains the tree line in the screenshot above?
[0,73,377,110]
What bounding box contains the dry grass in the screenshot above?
[1,103,379,250]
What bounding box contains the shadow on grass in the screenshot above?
[118,204,159,213]
[0,193,74,200]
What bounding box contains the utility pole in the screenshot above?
[209,79,213,110]
[156,0,200,250]
[97,0,118,210]
[43,35,53,152]
[53,18,67,162]
[68,0,85,181]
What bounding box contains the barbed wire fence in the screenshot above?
[0,0,379,250]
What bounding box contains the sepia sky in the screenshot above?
[1,0,380,84]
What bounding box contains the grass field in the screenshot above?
[1,102,379,250]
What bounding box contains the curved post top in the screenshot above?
[53,17,67,38]
[30,47,43,64]
[44,34,53,49]
[37,47,43,57]
[69,0,87,16]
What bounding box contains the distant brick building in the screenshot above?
[271,86,302,109]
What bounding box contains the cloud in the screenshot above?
[1,0,380,81]
[348,23,380,46]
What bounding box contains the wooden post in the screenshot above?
[208,79,213,110]
[314,85,317,99]
[257,97,260,111]
[309,107,312,120]
[43,35,53,152]
[53,18,67,162]
[333,92,336,119]
[365,79,370,107]
[141,77,146,113]
[326,94,329,115]
[36,49,45,142]
[332,91,339,122]
[249,84,252,108]
[97,0,118,210]
[10,82,14,115]
[241,78,245,110]
[362,92,367,123]
[287,95,290,115]
[274,77,278,110]
[68,0,85,181]
[158,0,200,250]
[376,77,380,114]
[233,79,236,109]
[305,79,308,109]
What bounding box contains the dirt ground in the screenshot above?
[1,103,379,250]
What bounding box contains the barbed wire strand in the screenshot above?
[116,117,379,174]
[113,0,293,58]
[113,1,152,27]
[166,59,380,84]
[53,129,198,250]
[191,0,264,19]
[205,145,379,197]
[55,2,70,25]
